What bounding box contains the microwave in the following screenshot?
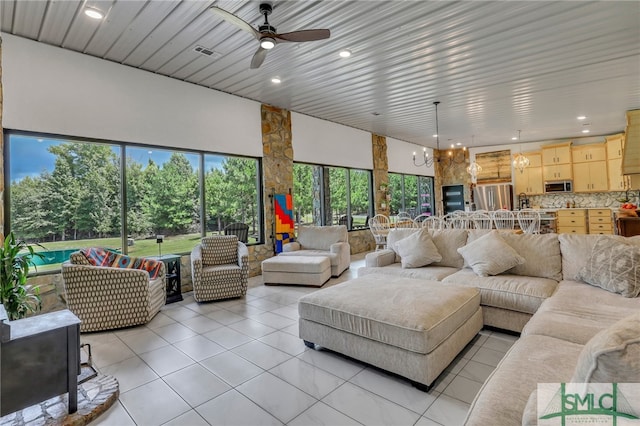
[544,180,573,193]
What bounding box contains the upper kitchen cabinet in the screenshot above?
[542,143,572,181]
[571,143,606,163]
[606,133,625,159]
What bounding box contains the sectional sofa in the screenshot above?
[359,229,640,425]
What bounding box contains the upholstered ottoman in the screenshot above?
[262,255,331,287]
[298,274,482,389]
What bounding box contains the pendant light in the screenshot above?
[466,135,482,183]
[512,130,530,173]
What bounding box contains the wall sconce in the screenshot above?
[156,235,164,258]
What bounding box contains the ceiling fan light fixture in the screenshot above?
[84,7,104,20]
[260,37,276,49]
[339,49,352,58]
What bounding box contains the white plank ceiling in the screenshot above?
[1,0,639,148]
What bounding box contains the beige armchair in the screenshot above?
[61,252,166,332]
[279,225,350,276]
[191,235,249,302]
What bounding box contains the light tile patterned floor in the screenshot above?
[88,254,517,426]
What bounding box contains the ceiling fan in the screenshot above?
[209,2,330,69]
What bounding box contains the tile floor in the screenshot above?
[87,254,517,426]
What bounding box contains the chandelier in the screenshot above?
[466,135,482,183]
[414,101,466,168]
[512,130,530,174]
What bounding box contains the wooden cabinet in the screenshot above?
[608,157,628,191]
[606,134,624,159]
[542,143,572,181]
[557,209,587,234]
[617,217,640,237]
[588,209,613,234]
[573,161,608,192]
[542,143,572,165]
[543,163,573,181]
[514,152,543,194]
[572,144,606,163]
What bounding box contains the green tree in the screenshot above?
[293,164,314,223]
[388,173,403,215]
[328,167,347,224]
[126,159,153,237]
[10,176,53,241]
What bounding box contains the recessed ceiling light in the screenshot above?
[577,115,587,120]
[339,49,352,58]
[456,142,462,146]
[84,7,104,19]
[511,136,518,140]
[432,134,438,138]
[582,129,590,133]
[271,77,281,84]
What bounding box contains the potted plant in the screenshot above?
[0,232,44,320]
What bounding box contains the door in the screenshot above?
[442,185,465,214]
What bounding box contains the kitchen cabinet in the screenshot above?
[542,143,572,165]
[514,153,543,194]
[543,163,572,181]
[608,157,629,191]
[573,161,608,192]
[588,209,613,235]
[571,144,606,163]
[605,134,625,159]
[557,209,587,234]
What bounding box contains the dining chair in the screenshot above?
[492,209,515,230]
[369,214,391,250]
[517,209,541,234]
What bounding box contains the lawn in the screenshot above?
[30,232,258,274]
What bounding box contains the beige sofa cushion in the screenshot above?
[571,312,640,384]
[396,229,442,268]
[298,274,480,354]
[501,232,562,281]
[576,236,640,297]
[358,263,459,281]
[464,334,582,426]
[429,229,468,268]
[457,231,525,277]
[559,234,640,281]
[443,269,558,314]
[386,228,467,268]
[522,280,640,345]
[297,225,347,250]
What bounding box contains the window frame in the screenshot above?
[4,129,265,275]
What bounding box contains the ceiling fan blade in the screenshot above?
[250,47,268,69]
[274,29,330,43]
[209,6,259,39]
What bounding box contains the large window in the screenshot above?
[388,173,434,219]
[204,154,261,243]
[125,147,201,257]
[6,131,263,272]
[293,162,373,230]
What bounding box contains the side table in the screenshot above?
[149,254,183,304]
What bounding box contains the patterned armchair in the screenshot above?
[61,251,166,332]
[191,235,249,302]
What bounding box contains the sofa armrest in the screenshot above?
[365,249,396,267]
[283,242,301,252]
[237,242,249,283]
[329,242,349,255]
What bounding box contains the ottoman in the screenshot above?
[298,274,482,389]
[262,255,331,287]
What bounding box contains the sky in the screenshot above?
[9,134,226,182]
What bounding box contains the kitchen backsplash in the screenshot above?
[527,191,639,209]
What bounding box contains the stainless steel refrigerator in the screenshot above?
[473,183,513,211]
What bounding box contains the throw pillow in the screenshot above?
[395,228,442,268]
[457,230,525,277]
[576,236,640,298]
[81,247,117,267]
[111,254,163,279]
[571,312,640,384]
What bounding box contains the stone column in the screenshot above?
[255,104,294,274]
[433,148,471,215]
[372,134,390,216]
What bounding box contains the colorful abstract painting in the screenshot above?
[274,193,294,253]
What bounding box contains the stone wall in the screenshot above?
[434,148,471,215]
[372,134,390,216]
[349,229,375,253]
